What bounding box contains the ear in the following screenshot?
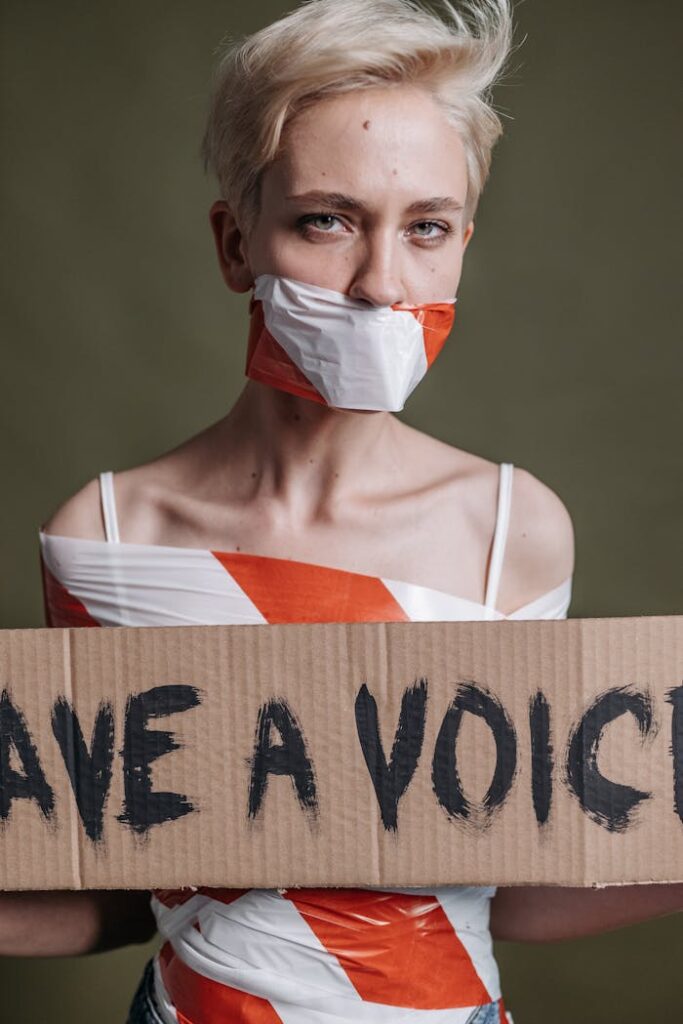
[462,220,475,250]
[208,200,254,293]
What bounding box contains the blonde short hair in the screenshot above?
[201,0,514,235]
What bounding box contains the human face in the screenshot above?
[211,84,474,306]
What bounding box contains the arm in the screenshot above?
[0,890,157,957]
[491,474,683,940]
[1,482,158,958]
[491,883,683,943]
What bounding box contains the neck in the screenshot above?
[215,380,406,523]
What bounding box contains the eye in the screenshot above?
[295,213,453,244]
[409,220,452,242]
[296,213,345,236]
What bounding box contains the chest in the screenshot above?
[148,487,496,608]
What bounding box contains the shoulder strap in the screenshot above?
[484,462,514,612]
[99,471,121,544]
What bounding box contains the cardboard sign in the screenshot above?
[0,616,681,890]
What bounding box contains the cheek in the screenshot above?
[421,251,463,299]
[258,230,353,287]
[244,226,301,278]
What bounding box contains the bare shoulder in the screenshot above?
[39,419,219,546]
[41,476,106,541]
[40,458,185,546]
[508,465,575,569]
[499,464,575,610]
[404,425,576,609]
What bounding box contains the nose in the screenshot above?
[347,230,406,307]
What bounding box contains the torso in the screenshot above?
[39,413,573,1023]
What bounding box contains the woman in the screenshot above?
[27,0,683,1021]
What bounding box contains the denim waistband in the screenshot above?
[126,958,164,1024]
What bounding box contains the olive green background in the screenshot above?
[1,0,681,1020]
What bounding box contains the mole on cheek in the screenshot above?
[362,120,370,130]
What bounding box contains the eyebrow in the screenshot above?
[285,190,463,215]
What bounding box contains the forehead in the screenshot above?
[264,85,468,208]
